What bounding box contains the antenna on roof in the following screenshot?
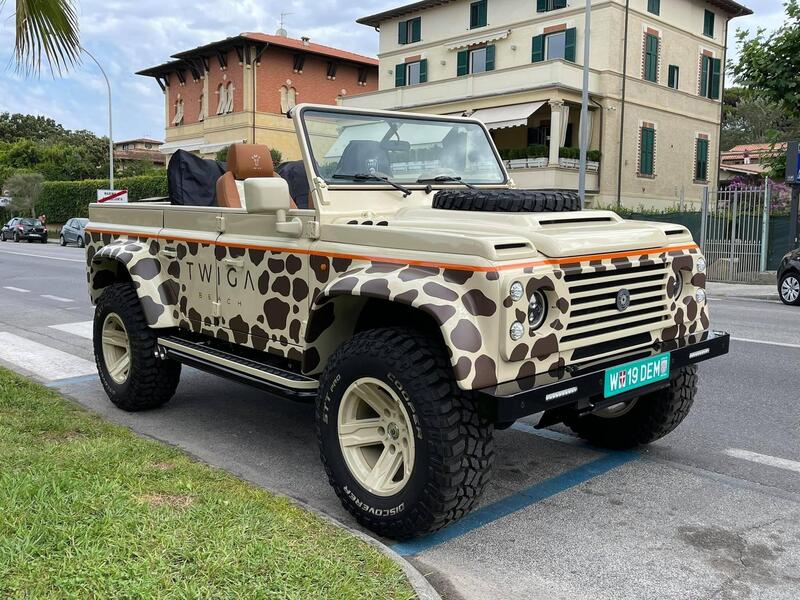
[276,12,292,37]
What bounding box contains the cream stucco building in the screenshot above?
[341,0,751,208]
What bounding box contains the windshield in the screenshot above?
[22,219,42,226]
[301,109,505,186]
[77,218,89,227]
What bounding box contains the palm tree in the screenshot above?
[4,0,80,74]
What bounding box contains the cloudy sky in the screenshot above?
[1,0,787,142]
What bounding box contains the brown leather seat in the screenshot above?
[216,143,275,209]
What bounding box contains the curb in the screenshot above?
[708,293,780,302]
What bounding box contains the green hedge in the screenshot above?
[35,174,168,223]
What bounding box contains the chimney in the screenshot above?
[301,36,310,46]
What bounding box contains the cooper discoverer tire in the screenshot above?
[433,189,581,213]
[316,327,494,539]
[93,282,181,411]
[564,365,698,449]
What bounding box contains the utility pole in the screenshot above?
[578,0,591,207]
[82,47,114,189]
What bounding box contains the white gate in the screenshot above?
[699,184,771,283]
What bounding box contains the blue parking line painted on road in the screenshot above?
[45,373,99,387]
[392,450,638,556]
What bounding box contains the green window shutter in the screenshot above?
[395,63,406,87]
[668,65,679,88]
[470,0,487,28]
[704,10,715,37]
[398,20,407,45]
[532,35,545,63]
[564,28,577,62]
[485,45,495,71]
[695,138,709,180]
[457,50,469,75]
[411,18,421,42]
[647,0,660,15]
[699,55,710,97]
[554,0,567,8]
[640,127,655,175]
[644,34,659,82]
[536,0,548,11]
[418,59,428,83]
[710,58,721,99]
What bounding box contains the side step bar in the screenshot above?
[157,336,318,400]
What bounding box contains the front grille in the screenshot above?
[561,260,671,352]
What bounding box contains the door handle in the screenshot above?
[161,246,177,259]
[223,257,244,269]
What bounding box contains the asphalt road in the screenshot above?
[1,240,798,600]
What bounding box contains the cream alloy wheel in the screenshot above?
[337,377,415,497]
[101,313,131,384]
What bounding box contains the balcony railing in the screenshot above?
[503,158,599,171]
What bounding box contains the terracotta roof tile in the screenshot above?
[242,33,378,66]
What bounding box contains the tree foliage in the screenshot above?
[5,172,43,217]
[721,86,800,151]
[4,0,81,75]
[0,112,110,186]
[732,0,800,118]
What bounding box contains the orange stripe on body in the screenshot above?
[84,228,698,273]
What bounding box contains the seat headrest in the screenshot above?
[227,143,274,179]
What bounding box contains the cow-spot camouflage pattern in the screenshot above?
[88,227,708,391]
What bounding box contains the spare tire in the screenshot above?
[433,189,581,212]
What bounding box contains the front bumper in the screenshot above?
[477,330,729,423]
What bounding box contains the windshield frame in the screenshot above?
[296,105,509,188]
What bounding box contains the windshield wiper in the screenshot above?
[333,173,412,197]
[416,175,477,190]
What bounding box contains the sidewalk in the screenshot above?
[706,281,779,301]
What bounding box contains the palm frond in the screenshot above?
[6,0,81,76]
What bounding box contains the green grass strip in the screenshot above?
[0,367,415,599]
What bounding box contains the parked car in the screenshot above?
[1,217,48,243]
[60,217,89,247]
[777,248,800,306]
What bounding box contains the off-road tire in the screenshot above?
[778,271,800,306]
[433,189,581,213]
[564,365,698,449]
[317,327,494,539]
[93,283,181,411]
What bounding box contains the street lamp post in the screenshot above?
[578,0,591,207]
[82,47,114,189]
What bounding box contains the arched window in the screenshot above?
[172,98,184,126]
[225,82,235,113]
[216,84,226,115]
[279,86,289,113]
[287,87,297,109]
[198,93,206,121]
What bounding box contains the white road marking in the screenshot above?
[724,448,800,475]
[40,294,74,303]
[49,320,94,340]
[3,286,30,293]
[731,337,800,350]
[0,332,96,381]
[0,249,84,263]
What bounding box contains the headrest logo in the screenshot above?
[251,154,262,169]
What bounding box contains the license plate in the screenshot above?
[603,353,670,398]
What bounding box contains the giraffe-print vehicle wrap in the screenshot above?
[86,221,708,392]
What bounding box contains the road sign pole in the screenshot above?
[578,0,591,207]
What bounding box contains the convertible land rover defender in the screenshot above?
[86,105,729,539]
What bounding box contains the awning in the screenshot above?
[159,138,246,155]
[470,101,546,130]
[447,29,511,50]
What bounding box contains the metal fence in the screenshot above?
[699,184,771,283]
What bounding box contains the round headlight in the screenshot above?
[510,321,525,341]
[671,272,684,299]
[695,288,706,303]
[696,257,706,273]
[509,281,524,302]
[528,290,547,330]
